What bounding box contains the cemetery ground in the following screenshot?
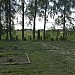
[0,41,75,75]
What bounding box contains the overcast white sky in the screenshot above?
[14,16,55,30]
[14,0,57,30]
[14,13,64,30]
[14,13,75,30]
[14,0,75,30]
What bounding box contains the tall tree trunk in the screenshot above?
[9,0,12,40]
[0,3,1,40]
[44,2,47,40]
[22,2,24,40]
[33,16,36,39]
[63,0,66,40]
[33,0,37,39]
[5,0,9,40]
[63,7,65,40]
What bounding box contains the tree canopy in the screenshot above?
[0,0,75,40]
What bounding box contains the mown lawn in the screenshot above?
[0,41,75,75]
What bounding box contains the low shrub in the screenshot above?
[16,36,18,40]
[23,37,26,41]
[51,37,54,41]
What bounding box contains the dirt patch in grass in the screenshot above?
[0,55,29,64]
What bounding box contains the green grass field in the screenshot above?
[15,30,43,40]
[0,41,75,75]
[2,30,75,41]
[15,30,75,41]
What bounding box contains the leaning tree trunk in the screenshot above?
[33,0,37,39]
[44,2,47,40]
[9,0,12,40]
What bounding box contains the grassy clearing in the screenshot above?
[0,41,75,75]
[16,30,75,41]
[2,30,75,41]
[16,30,43,40]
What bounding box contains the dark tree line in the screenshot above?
[0,0,17,40]
[0,0,75,40]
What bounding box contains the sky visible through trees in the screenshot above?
[13,0,75,30]
[14,12,75,30]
